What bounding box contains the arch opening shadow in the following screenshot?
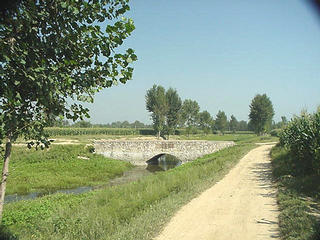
[146,153,182,172]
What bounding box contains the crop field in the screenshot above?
[44,127,154,136]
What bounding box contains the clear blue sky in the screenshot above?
[86,0,320,124]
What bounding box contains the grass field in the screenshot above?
[7,144,133,195]
[0,133,278,239]
[271,145,320,240]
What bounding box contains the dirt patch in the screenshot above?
[155,144,279,240]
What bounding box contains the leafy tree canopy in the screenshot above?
[229,115,238,133]
[0,0,136,219]
[249,94,274,135]
[0,0,137,146]
[145,85,168,138]
[199,110,213,134]
[215,110,227,134]
[165,88,182,136]
[181,99,200,128]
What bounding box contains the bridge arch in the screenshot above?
[146,153,182,171]
[94,140,235,165]
[146,153,166,164]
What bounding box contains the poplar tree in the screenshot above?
[165,88,182,139]
[145,85,168,138]
[0,0,136,219]
[181,99,200,135]
[215,110,227,135]
[229,115,238,133]
[199,111,213,134]
[249,94,274,135]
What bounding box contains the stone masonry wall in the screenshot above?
[94,140,235,165]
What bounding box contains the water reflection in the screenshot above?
[146,154,182,172]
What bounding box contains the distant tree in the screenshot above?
[199,111,213,135]
[73,120,92,128]
[0,0,136,219]
[249,94,274,135]
[145,85,168,138]
[211,119,216,133]
[165,88,182,139]
[121,121,130,128]
[280,116,288,128]
[271,116,288,130]
[180,99,200,135]
[111,121,121,128]
[229,115,238,133]
[237,120,248,131]
[132,120,146,129]
[215,111,228,135]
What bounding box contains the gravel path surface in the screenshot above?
[155,144,279,240]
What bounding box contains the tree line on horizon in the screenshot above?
[145,84,251,139]
[51,88,284,138]
[146,85,284,138]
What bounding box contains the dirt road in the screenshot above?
[155,144,279,240]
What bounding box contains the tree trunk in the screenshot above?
[0,138,12,220]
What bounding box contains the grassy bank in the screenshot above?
[271,146,320,240]
[2,143,256,239]
[7,145,133,195]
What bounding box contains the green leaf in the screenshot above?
[73,8,79,14]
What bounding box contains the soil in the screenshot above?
[155,144,279,240]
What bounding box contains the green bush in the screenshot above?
[279,112,320,175]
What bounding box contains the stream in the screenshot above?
[5,154,181,203]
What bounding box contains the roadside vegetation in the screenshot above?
[0,135,259,239]
[271,110,320,240]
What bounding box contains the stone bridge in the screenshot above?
[94,140,235,165]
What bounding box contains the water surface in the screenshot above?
[5,154,181,203]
